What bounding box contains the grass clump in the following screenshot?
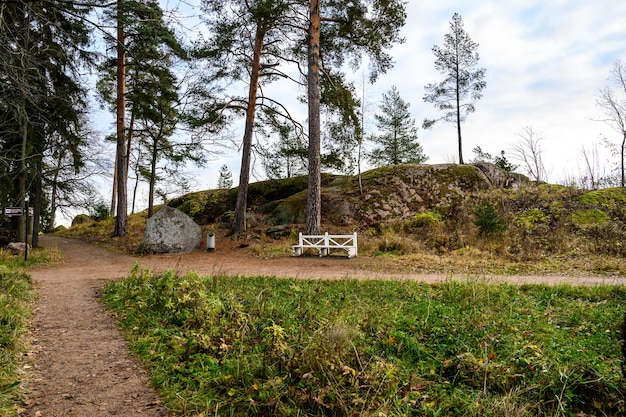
[104,271,626,416]
[0,267,33,415]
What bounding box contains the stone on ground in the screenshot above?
[140,206,201,254]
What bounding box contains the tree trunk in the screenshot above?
[31,158,42,247]
[50,151,61,229]
[131,151,141,214]
[621,132,626,188]
[455,62,464,165]
[148,139,158,218]
[306,0,322,235]
[110,155,117,214]
[232,27,265,234]
[114,0,128,237]
[18,104,28,242]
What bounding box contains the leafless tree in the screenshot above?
[578,142,614,190]
[596,60,626,188]
[512,126,547,183]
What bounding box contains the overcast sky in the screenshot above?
[374,0,626,183]
[160,0,626,190]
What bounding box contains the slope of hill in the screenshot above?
[167,163,625,262]
[63,163,626,276]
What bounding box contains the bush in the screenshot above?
[88,201,110,221]
[405,211,443,229]
[473,202,507,237]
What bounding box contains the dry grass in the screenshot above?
[54,207,626,278]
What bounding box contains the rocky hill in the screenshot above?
[171,163,522,228]
[166,163,626,261]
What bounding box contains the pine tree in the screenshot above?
[0,0,92,244]
[423,13,486,165]
[217,165,233,189]
[369,86,427,166]
[98,0,194,219]
[305,0,407,234]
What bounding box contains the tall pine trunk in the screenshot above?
[114,0,128,237]
[306,0,322,235]
[147,138,158,218]
[31,158,42,247]
[232,27,265,234]
[455,61,463,165]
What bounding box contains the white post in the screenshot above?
[293,232,304,256]
[321,232,329,256]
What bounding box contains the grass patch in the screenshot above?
[104,270,625,416]
[0,246,63,270]
[57,211,148,253]
[0,267,33,415]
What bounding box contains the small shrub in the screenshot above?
[88,201,110,221]
[222,210,235,223]
[405,211,443,229]
[473,202,507,237]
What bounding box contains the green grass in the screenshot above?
[0,247,58,416]
[0,246,63,270]
[104,269,626,416]
[0,267,33,416]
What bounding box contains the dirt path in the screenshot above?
[23,236,171,417]
[22,235,626,416]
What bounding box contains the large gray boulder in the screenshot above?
[140,206,201,254]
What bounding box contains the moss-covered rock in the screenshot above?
[71,214,94,226]
[578,187,626,207]
[572,209,609,228]
[266,191,307,225]
[344,164,493,226]
[514,208,549,232]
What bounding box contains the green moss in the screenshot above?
[514,208,549,232]
[266,191,307,224]
[432,164,490,191]
[572,209,609,227]
[247,175,311,204]
[578,188,626,207]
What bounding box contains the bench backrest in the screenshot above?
[298,232,357,248]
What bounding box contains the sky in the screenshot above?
[176,0,626,190]
[372,0,626,183]
[95,0,626,210]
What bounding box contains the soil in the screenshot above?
[21,234,626,416]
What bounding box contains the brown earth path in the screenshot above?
[21,234,626,416]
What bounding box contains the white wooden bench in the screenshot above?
[292,232,358,258]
